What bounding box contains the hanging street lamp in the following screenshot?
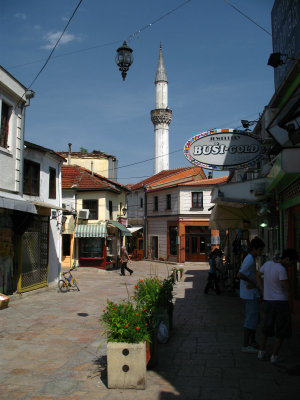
[115,41,133,81]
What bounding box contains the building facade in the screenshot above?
[61,165,131,269]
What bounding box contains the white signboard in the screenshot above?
[184,129,261,170]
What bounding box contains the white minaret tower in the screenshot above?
[151,44,172,174]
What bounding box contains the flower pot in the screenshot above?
[107,341,146,389]
[146,327,159,369]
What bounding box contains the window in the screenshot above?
[49,168,56,199]
[0,102,11,149]
[169,226,177,255]
[109,200,113,220]
[140,197,143,208]
[192,192,203,208]
[166,194,171,210]
[154,196,158,211]
[82,200,98,220]
[23,159,40,196]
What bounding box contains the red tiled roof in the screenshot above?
[148,166,206,188]
[61,165,129,192]
[130,166,205,190]
[180,176,229,186]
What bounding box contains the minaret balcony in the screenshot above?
[151,108,172,125]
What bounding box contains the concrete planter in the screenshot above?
[107,341,146,389]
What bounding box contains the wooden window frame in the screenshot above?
[49,167,56,199]
[23,159,40,196]
[191,192,203,209]
[83,199,98,220]
[0,101,12,149]
[166,194,171,210]
[154,196,158,211]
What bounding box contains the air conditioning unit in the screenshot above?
[62,203,73,212]
[78,209,90,219]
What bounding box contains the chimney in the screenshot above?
[91,161,94,175]
[68,143,72,165]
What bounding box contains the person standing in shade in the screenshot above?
[204,251,221,295]
[238,237,265,353]
[256,248,298,364]
[120,246,133,276]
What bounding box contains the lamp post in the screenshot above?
[115,41,133,81]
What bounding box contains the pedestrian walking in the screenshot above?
[120,246,133,276]
[204,251,221,295]
[256,248,299,364]
[237,236,265,353]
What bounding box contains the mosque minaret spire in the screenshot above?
[151,44,172,174]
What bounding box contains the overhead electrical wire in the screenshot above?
[27,0,84,89]
[224,0,272,36]
[9,0,192,71]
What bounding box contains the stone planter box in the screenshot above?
[107,342,146,389]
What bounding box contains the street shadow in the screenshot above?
[93,355,108,387]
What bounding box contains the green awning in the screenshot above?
[108,220,132,236]
[75,223,107,238]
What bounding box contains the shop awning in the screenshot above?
[75,223,107,238]
[31,201,63,210]
[0,195,37,214]
[108,220,132,236]
[209,204,258,230]
[127,226,143,233]
[211,178,270,205]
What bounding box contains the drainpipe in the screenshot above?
[91,161,94,175]
[68,143,72,165]
[143,186,147,258]
[20,90,35,196]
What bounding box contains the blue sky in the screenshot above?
[1,0,275,183]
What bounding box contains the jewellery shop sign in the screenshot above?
[184,129,261,170]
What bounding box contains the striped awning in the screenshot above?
[75,223,107,238]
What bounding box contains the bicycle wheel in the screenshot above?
[72,278,80,291]
[58,279,69,293]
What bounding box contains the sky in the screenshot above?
[0,0,276,184]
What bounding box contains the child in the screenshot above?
[204,252,221,295]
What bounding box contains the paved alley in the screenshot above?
[1,261,300,400]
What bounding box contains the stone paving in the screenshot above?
[0,261,300,400]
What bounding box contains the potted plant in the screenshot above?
[134,276,175,365]
[100,300,151,389]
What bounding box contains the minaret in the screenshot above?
[151,44,172,174]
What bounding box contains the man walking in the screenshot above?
[256,248,298,364]
[120,246,133,276]
[238,237,265,353]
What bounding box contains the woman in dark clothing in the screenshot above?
[120,246,133,276]
[204,252,221,295]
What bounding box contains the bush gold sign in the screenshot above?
[184,129,261,170]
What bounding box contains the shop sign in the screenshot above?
[184,129,261,170]
[118,217,127,227]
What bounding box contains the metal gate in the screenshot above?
[19,215,49,292]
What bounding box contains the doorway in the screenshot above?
[185,226,209,262]
[150,236,158,259]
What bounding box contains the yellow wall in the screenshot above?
[68,158,109,178]
[76,191,127,222]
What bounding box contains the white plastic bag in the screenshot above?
[157,321,169,344]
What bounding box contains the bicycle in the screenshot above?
[58,267,80,292]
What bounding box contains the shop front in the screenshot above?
[75,223,107,269]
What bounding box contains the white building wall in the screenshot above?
[23,148,63,283]
[0,87,23,194]
[148,218,167,259]
[180,187,214,215]
[147,188,179,216]
[127,189,145,225]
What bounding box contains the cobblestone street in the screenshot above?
[1,261,300,400]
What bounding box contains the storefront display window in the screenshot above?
[79,238,104,258]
